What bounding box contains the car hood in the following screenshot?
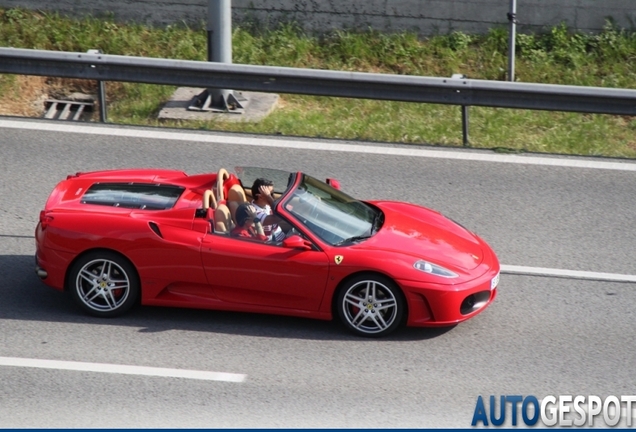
[361,201,485,271]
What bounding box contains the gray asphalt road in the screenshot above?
[1,118,635,427]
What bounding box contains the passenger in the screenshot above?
[230,203,268,242]
[250,178,287,242]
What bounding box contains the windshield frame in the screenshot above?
[279,173,381,247]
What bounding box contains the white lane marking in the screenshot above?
[0,356,246,382]
[501,265,636,283]
[2,118,636,172]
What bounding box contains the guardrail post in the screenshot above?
[507,0,517,82]
[461,105,469,146]
[452,74,470,146]
[98,80,107,123]
[189,0,247,113]
[87,49,107,122]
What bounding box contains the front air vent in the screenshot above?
[460,290,491,315]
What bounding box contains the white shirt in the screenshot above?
[252,201,285,242]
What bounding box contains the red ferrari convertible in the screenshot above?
[35,166,499,337]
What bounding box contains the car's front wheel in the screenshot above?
[336,274,405,337]
[68,251,139,317]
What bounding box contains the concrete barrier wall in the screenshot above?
[0,0,634,35]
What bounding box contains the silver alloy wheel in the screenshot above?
[341,279,398,335]
[74,258,131,312]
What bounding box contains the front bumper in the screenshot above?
[398,268,499,327]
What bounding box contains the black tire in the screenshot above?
[67,251,140,318]
[336,274,405,337]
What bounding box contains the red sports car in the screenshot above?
[35,166,499,337]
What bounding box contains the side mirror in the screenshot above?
[282,235,313,250]
[326,178,341,190]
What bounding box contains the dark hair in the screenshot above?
[235,203,252,227]
[251,178,273,199]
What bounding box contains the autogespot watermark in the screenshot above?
[471,395,636,427]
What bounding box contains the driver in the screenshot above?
[250,178,287,242]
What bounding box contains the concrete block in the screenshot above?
[158,88,279,123]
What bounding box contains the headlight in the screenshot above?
[413,260,458,278]
[491,272,500,290]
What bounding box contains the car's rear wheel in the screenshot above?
[68,251,139,317]
[336,274,405,337]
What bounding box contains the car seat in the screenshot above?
[227,184,248,226]
[202,189,233,234]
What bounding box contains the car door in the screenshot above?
[200,234,330,311]
[133,220,211,301]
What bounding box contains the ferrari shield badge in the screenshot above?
[334,255,344,265]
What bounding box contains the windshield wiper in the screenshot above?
[371,211,384,234]
[334,235,372,246]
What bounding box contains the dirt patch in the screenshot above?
[0,75,99,118]
[0,75,49,116]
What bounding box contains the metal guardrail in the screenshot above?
[1,47,635,120]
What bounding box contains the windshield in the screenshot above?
[283,174,380,246]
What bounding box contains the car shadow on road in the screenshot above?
[1,254,455,342]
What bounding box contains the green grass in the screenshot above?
[1,8,636,158]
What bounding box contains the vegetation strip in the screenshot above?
[1,8,635,158]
